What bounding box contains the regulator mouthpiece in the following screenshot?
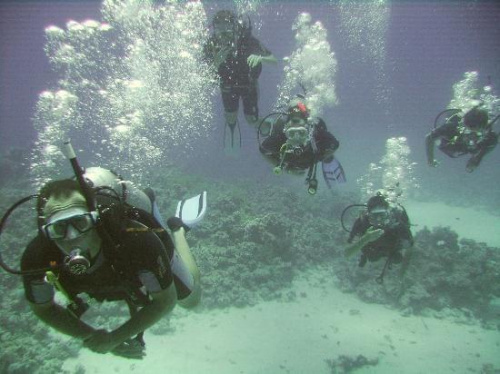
[64,248,90,275]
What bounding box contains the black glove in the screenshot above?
[112,336,146,359]
[466,156,479,173]
[166,217,190,232]
[358,254,368,268]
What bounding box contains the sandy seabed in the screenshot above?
[63,272,500,374]
[405,200,500,248]
[63,200,500,374]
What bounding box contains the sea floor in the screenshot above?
[405,200,500,248]
[63,267,500,374]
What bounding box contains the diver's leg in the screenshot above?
[171,227,201,309]
[147,196,200,308]
[243,82,260,127]
[221,86,239,127]
[224,111,238,127]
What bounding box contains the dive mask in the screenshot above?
[43,209,99,240]
[214,25,235,47]
[368,207,390,228]
[285,125,309,147]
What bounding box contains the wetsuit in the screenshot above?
[429,115,498,160]
[203,33,272,118]
[348,205,413,267]
[260,118,340,172]
[21,208,191,309]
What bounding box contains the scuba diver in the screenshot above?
[258,96,346,194]
[426,106,498,172]
[343,190,413,283]
[0,141,207,359]
[202,10,277,150]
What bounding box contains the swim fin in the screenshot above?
[175,191,207,229]
[223,121,241,155]
[322,157,346,188]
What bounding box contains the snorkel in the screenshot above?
[58,139,101,275]
[63,139,96,212]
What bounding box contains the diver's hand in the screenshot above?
[247,54,263,68]
[259,118,273,136]
[83,329,121,354]
[428,159,439,168]
[466,157,479,173]
[214,46,232,67]
[111,337,146,360]
[167,216,190,233]
[363,227,384,244]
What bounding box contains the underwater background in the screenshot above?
[1,1,499,373]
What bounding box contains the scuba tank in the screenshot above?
[83,167,152,215]
[83,166,168,231]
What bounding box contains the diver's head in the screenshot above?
[212,10,237,47]
[463,106,489,130]
[367,194,390,228]
[284,99,310,147]
[40,180,101,272]
[287,99,310,121]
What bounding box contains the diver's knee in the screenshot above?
[177,283,201,309]
[391,252,403,264]
[245,114,259,127]
[224,111,238,124]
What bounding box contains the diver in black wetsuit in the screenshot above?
[426,106,498,172]
[203,10,277,148]
[259,98,343,194]
[344,191,413,283]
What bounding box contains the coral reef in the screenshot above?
[0,148,29,188]
[399,228,500,324]
[325,354,379,373]
[1,165,499,372]
[334,225,500,328]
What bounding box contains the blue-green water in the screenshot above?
[1,1,499,373]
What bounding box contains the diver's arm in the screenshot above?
[260,54,278,64]
[466,147,489,172]
[259,132,283,166]
[203,39,231,69]
[314,119,339,160]
[344,228,384,258]
[466,132,498,172]
[425,131,438,167]
[247,53,277,68]
[323,132,340,159]
[109,284,176,343]
[214,46,232,68]
[84,284,177,353]
[260,148,281,166]
[30,300,96,339]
